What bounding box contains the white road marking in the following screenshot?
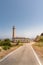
[31,45,42,65]
[0,43,42,65]
[0,46,23,62]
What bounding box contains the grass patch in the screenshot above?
[2,46,10,50]
[33,42,43,47]
[19,43,23,46]
[0,39,23,59]
[32,42,43,57]
[0,49,1,52]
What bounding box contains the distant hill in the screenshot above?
[35,33,43,42]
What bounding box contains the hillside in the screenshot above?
[35,33,43,42]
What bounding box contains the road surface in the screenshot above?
[0,44,39,65]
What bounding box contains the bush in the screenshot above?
[2,46,10,50]
[0,41,3,46]
[3,41,11,46]
[39,36,43,42]
[4,39,11,42]
[0,39,11,46]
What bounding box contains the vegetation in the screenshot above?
[0,49,1,52]
[0,39,23,50]
[16,40,20,45]
[0,39,11,46]
[34,33,43,47]
[35,33,43,42]
[19,43,23,46]
[0,39,23,59]
[39,36,43,42]
[16,40,23,46]
[33,33,43,57]
[2,46,10,50]
[0,39,11,50]
[41,33,43,36]
[33,42,43,47]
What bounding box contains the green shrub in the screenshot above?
[4,39,10,41]
[4,39,11,46]
[0,39,11,46]
[0,41,3,46]
[39,37,43,42]
[3,41,11,46]
[2,46,10,50]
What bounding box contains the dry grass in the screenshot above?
[32,42,43,57]
[0,45,20,59]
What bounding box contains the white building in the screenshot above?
[12,26,30,43]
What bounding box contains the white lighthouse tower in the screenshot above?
[12,26,16,42]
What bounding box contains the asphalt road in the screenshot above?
[0,44,39,65]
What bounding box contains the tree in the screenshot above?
[41,33,43,36]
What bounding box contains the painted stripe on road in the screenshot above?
[0,46,23,62]
[31,45,42,65]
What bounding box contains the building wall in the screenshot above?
[12,26,30,43]
[13,38,30,43]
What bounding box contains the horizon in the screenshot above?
[0,0,43,38]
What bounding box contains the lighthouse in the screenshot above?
[12,26,16,42]
[12,26,29,43]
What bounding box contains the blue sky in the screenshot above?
[0,0,43,38]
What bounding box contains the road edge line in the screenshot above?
[0,46,23,62]
[31,45,42,65]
